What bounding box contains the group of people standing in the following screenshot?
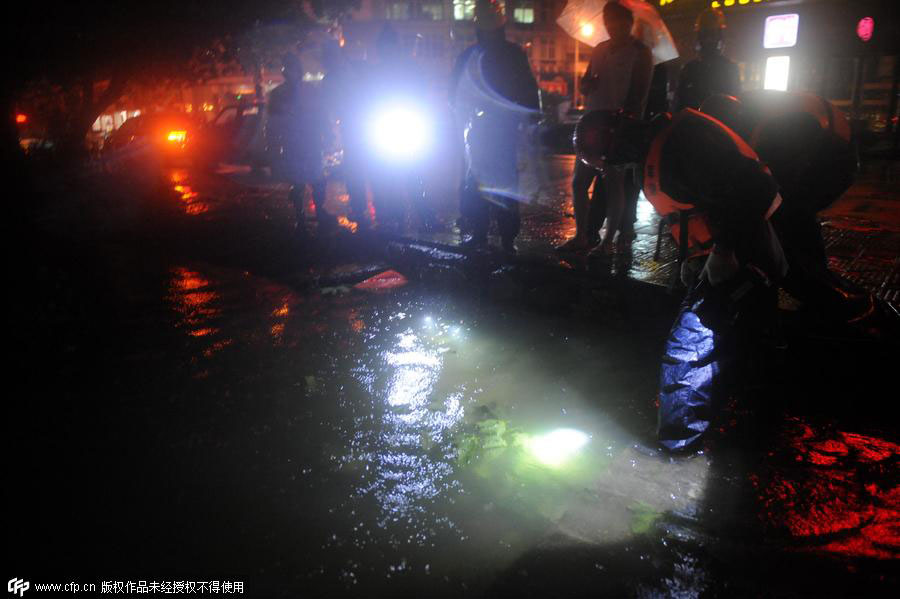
[266,0,540,249]
[267,25,438,238]
[556,2,740,259]
[566,3,862,453]
[267,0,869,454]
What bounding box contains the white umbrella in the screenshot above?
[556,0,679,65]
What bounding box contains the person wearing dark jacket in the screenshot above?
[449,0,540,253]
[321,40,371,232]
[576,108,787,453]
[267,52,335,235]
[674,7,740,112]
[700,90,868,322]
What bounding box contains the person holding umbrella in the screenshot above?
[556,1,653,256]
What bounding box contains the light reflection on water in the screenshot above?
[167,265,301,359]
[168,267,221,335]
[335,304,711,575]
[158,268,894,593]
[351,318,465,529]
[159,264,718,590]
[170,170,210,215]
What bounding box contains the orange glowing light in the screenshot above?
[203,339,234,358]
[15,114,27,124]
[337,215,358,233]
[167,130,187,144]
[272,302,290,318]
[172,267,208,292]
[183,291,217,308]
[189,327,218,337]
[580,23,594,37]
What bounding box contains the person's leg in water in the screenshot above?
[309,178,336,234]
[557,160,599,251]
[657,278,763,453]
[370,168,404,234]
[617,167,640,257]
[589,167,626,256]
[658,232,782,453]
[289,182,309,234]
[772,204,871,321]
[460,170,489,247]
[408,169,439,234]
[343,150,371,232]
[588,175,607,246]
[494,194,521,253]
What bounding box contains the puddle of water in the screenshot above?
[157,264,895,595]
[273,292,713,593]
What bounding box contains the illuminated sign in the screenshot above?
[763,14,800,48]
[764,55,790,91]
[710,0,764,7]
[857,17,874,42]
[764,14,799,48]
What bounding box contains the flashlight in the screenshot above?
[367,101,433,162]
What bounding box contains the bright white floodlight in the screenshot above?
[528,428,590,467]
[369,103,431,161]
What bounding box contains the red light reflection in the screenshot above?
[752,418,900,559]
[170,170,209,215]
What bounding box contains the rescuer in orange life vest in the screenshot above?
[575,108,788,452]
[699,90,870,323]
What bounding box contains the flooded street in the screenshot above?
[14,160,898,597]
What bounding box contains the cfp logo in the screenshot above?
[7,579,29,597]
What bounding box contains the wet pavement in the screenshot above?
[13,157,899,597]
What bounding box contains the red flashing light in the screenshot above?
[857,17,874,42]
[15,114,27,124]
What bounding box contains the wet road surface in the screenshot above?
[13,159,899,597]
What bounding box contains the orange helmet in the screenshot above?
[695,7,726,33]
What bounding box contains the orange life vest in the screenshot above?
[644,109,777,260]
[745,90,851,147]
